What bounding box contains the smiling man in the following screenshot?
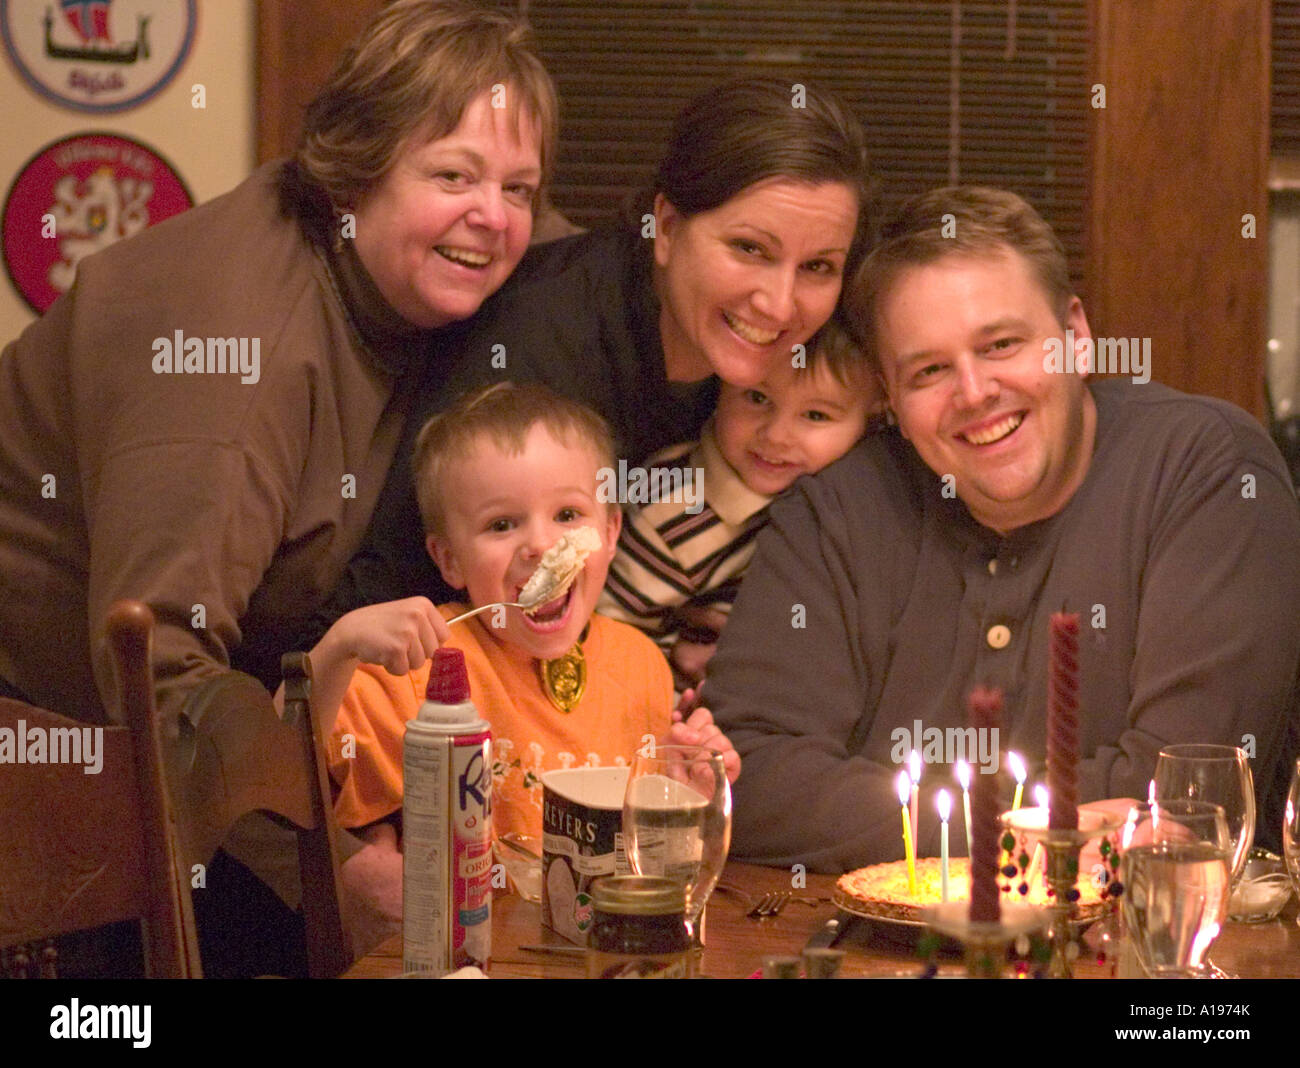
[708,186,1300,870]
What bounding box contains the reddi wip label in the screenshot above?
[403,729,492,974]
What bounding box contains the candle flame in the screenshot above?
[896,770,911,806]
[909,749,922,783]
[955,759,970,789]
[1007,751,1026,783]
[937,789,952,821]
[1034,783,1049,808]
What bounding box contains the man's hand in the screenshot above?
[339,822,403,958]
[1079,799,1141,888]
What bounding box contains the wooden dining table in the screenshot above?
[342,860,1300,979]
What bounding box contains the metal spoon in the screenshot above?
[443,569,570,627]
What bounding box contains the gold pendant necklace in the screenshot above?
[540,636,587,713]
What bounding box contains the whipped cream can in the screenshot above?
[403,647,493,975]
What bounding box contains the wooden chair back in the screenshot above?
[0,601,187,977]
[166,651,351,978]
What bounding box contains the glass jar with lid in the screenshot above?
[586,875,690,978]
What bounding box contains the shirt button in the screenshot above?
[986,624,1012,649]
[987,559,998,575]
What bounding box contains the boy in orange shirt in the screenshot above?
[305,383,738,947]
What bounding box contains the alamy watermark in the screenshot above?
[50,999,150,1048]
[596,460,704,514]
[889,718,999,774]
[151,330,260,384]
[1043,329,1150,384]
[0,719,103,774]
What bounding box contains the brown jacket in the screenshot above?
[0,162,424,724]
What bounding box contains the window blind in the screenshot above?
[501,1,1089,286]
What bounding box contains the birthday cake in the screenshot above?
[834,857,1106,924]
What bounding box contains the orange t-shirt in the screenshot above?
[328,607,673,841]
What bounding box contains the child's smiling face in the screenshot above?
[427,423,620,660]
[713,359,872,496]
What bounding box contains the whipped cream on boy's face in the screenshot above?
[427,423,622,661]
[519,525,604,610]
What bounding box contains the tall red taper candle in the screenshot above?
[1047,612,1080,831]
[967,685,1003,923]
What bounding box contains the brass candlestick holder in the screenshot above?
[1000,808,1126,978]
[923,901,1046,978]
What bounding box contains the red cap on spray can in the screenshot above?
[426,647,470,704]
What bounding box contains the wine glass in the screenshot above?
[1152,744,1255,884]
[1120,799,1232,977]
[1284,758,1300,926]
[622,744,731,945]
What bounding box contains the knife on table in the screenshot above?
[803,910,855,951]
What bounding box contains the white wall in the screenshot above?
[0,0,256,343]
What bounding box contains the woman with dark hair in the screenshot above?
[315,78,877,645]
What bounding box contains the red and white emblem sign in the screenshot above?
[2,132,192,313]
[1,0,196,112]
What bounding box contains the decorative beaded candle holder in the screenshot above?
[1000,807,1126,978]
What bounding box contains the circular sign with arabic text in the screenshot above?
[2,132,192,313]
[1,0,196,113]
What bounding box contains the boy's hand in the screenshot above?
[665,702,741,783]
[325,597,450,676]
[307,598,450,734]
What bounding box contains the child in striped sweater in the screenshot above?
[598,320,878,689]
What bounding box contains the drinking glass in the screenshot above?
[1152,744,1255,883]
[1284,758,1300,926]
[1120,800,1232,977]
[622,744,731,943]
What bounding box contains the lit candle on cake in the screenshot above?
[956,759,973,857]
[967,686,1003,923]
[937,790,952,901]
[896,770,918,896]
[1008,751,1026,811]
[1047,611,1080,831]
[908,749,922,849]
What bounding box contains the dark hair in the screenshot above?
[295,0,557,208]
[654,79,877,272]
[800,315,873,389]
